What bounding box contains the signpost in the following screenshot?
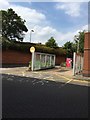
[30,46,35,71]
[73,52,76,76]
[30,47,35,53]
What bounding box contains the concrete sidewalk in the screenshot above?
[56,67,90,82]
[55,66,90,81]
[1,66,89,86]
[50,67,90,86]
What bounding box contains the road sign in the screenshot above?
[30,46,35,53]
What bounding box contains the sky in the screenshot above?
[0,0,89,47]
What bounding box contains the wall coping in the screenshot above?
[85,32,90,34]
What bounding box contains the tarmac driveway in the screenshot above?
[2,73,89,118]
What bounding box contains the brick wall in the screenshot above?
[1,50,66,67]
[1,50,31,67]
[55,55,66,65]
[83,32,90,77]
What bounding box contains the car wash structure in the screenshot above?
[30,46,55,71]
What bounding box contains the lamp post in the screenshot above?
[30,30,34,43]
[77,40,79,53]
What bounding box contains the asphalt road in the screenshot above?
[2,74,89,118]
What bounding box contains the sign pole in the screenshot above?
[73,52,76,76]
[30,46,35,71]
[31,52,34,71]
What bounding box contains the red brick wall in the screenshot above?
[2,50,31,64]
[55,55,66,65]
[83,32,90,77]
[1,50,66,66]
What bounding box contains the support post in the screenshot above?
[50,56,52,66]
[31,52,34,71]
[54,55,56,67]
[73,52,76,76]
[45,55,47,67]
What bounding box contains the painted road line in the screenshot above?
[58,79,73,88]
[55,72,89,83]
[54,73,71,81]
[53,72,89,87]
[70,81,88,86]
[73,79,89,83]
[60,79,73,88]
[65,79,73,84]
[53,73,73,87]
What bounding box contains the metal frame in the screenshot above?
[31,52,55,71]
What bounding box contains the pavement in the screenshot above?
[0,66,90,86]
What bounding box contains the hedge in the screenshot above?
[1,37,66,56]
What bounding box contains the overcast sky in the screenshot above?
[0,0,89,46]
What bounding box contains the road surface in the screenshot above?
[2,73,89,118]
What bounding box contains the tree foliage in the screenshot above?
[45,37,58,48]
[63,30,85,58]
[1,8,28,41]
[74,30,85,53]
[63,41,76,58]
[2,37,66,56]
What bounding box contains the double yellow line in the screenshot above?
[54,72,89,86]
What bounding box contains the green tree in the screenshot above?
[0,11,2,36]
[63,41,76,58]
[1,8,28,41]
[74,30,85,53]
[45,37,58,48]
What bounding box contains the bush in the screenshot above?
[60,62,66,67]
[2,37,66,56]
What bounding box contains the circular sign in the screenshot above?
[30,46,35,53]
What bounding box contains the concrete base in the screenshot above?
[83,74,90,77]
[2,63,28,68]
[83,70,90,77]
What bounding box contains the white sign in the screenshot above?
[30,46,35,53]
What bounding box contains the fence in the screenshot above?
[31,52,55,71]
[73,52,83,75]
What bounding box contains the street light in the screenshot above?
[77,40,79,53]
[30,30,34,43]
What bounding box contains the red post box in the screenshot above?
[66,58,72,68]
